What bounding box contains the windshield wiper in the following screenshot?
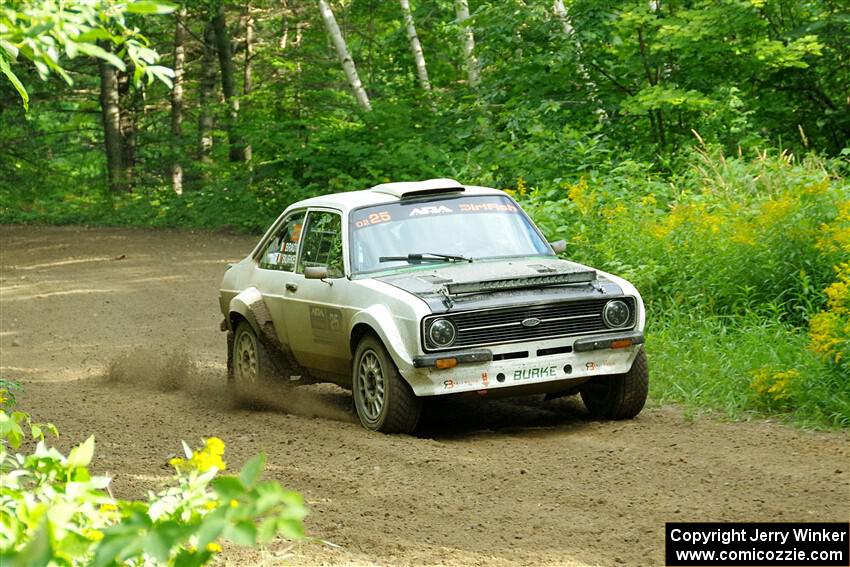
[379,252,473,264]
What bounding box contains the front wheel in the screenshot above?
[352,335,421,433]
[580,348,648,419]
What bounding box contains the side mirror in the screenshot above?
[550,239,567,254]
[304,266,329,280]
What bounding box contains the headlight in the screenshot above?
[428,319,456,348]
[602,300,631,328]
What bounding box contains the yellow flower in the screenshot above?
[99,503,118,513]
[0,390,6,406]
[229,499,239,508]
[810,312,843,363]
[759,195,795,225]
[803,179,830,195]
[750,368,799,402]
[640,194,657,208]
[206,542,223,553]
[824,262,850,315]
[517,177,527,198]
[567,177,595,215]
[204,500,219,510]
[171,437,227,474]
[84,529,104,542]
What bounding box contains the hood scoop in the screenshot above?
[446,269,596,296]
[417,274,453,285]
[529,264,558,274]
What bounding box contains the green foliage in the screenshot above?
[520,148,850,427]
[0,413,308,565]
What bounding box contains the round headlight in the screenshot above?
[602,300,631,328]
[428,319,456,348]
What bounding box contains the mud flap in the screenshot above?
[240,295,312,383]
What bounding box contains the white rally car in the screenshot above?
[219,179,648,433]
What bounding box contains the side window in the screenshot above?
[298,211,344,278]
[259,212,304,271]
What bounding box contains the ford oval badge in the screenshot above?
[521,317,541,328]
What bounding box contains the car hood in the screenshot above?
[374,257,624,313]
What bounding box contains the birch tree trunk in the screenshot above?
[170,6,186,194]
[212,4,247,162]
[199,21,217,162]
[553,0,606,120]
[399,0,430,91]
[455,0,479,87]
[242,2,254,163]
[317,0,372,111]
[98,56,125,192]
[552,0,572,35]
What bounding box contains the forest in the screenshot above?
[4,0,846,424]
[1,1,849,564]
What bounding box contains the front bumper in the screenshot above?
[402,332,643,397]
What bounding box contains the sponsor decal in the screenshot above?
[513,366,557,381]
[409,205,453,216]
[310,306,343,344]
[458,202,517,213]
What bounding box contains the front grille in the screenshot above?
[423,297,636,351]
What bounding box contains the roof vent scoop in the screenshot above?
[370,178,465,199]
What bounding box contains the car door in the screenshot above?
[285,208,354,377]
[251,210,306,351]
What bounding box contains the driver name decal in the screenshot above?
[513,366,557,381]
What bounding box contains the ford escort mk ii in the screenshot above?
[219,179,648,433]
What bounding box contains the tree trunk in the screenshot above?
[199,21,217,162]
[455,0,479,87]
[98,56,126,192]
[317,0,372,111]
[553,0,606,120]
[171,6,186,194]
[117,70,135,188]
[552,0,572,35]
[242,2,254,163]
[212,4,247,162]
[399,0,431,91]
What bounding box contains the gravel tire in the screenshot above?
[352,334,421,433]
[230,320,281,406]
[580,348,648,419]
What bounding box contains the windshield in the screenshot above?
[349,195,552,274]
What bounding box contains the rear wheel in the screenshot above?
[580,349,648,419]
[352,335,421,433]
[231,320,280,405]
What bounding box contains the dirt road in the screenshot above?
[1,225,848,566]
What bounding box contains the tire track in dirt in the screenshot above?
[2,225,848,566]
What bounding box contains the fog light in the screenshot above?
[435,358,457,369]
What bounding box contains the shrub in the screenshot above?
[0,403,307,566]
[521,149,849,426]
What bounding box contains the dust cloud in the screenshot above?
[102,347,354,423]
